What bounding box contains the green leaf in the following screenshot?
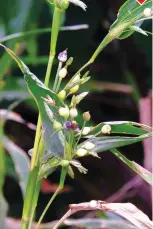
[110,0,152,39]
[2,136,30,197]
[0,44,65,158]
[81,132,152,153]
[89,121,150,136]
[110,149,152,185]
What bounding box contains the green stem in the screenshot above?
[0,121,5,196]
[22,6,63,229]
[53,61,62,91]
[22,167,39,229]
[35,166,68,229]
[69,22,131,83]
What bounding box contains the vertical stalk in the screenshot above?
[21,6,64,229]
[0,121,5,196]
[35,166,68,229]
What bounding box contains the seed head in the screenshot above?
[53,120,63,131]
[58,49,68,62]
[57,90,66,100]
[70,108,78,118]
[143,8,152,17]
[83,111,91,121]
[76,148,88,157]
[83,142,95,150]
[89,200,97,208]
[101,124,111,134]
[59,68,67,79]
[59,106,69,119]
[70,85,79,94]
[63,121,72,130]
[82,127,91,135]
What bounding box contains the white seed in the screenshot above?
[59,107,69,118]
[76,148,88,157]
[143,8,152,17]
[89,200,97,208]
[101,124,111,134]
[70,108,78,118]
[83,141,95,150]
[59,68,67,79]
[82,127,91,135]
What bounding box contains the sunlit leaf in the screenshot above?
[110,148,152,185]
[2,136,30,197]
[110,0,152,39]
[0,44,66,159]
[89,121,150,136]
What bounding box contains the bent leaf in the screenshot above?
[2,136,30,197]
[82,132,152,153]
[89,121,150,136]
[110,149,152,185]
[110,0,152,39]
[0,44,65,158]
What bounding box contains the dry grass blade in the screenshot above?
[53,201,153,229]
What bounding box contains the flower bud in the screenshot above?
[53,120,63,131]
[76,148,87,157]
[58,49,68,62]
[83,111,91,121]
[63,121,72,130]
[71,121,79,130]
[70,108,78,118]
[60,160,70,167]
[70,85,79,93]
[143,8,152,17]
[59,68,67,79]
[57,90,66,100]
[101,124,111,134]
[82,127,91,135]
[59,106,69,119]
[83,142,95,150]
[66,57,73,67]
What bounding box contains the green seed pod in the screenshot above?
[53,120,63,131]
[57,90,66,100]
[66,57,73,67]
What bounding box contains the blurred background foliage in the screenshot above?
[0,0,152,225]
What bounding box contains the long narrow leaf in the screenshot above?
[2,136,30,196]
[0,44,65,158]
[110,148,152,185]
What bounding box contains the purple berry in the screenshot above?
[63,121,72,130]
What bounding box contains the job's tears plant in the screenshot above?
[0,0,152,228]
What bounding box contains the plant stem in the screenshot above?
[21,7,63,229]
[53,61,62,91]
[35,166,68,229]
[0,121,5,196]
[70,22,131,82]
